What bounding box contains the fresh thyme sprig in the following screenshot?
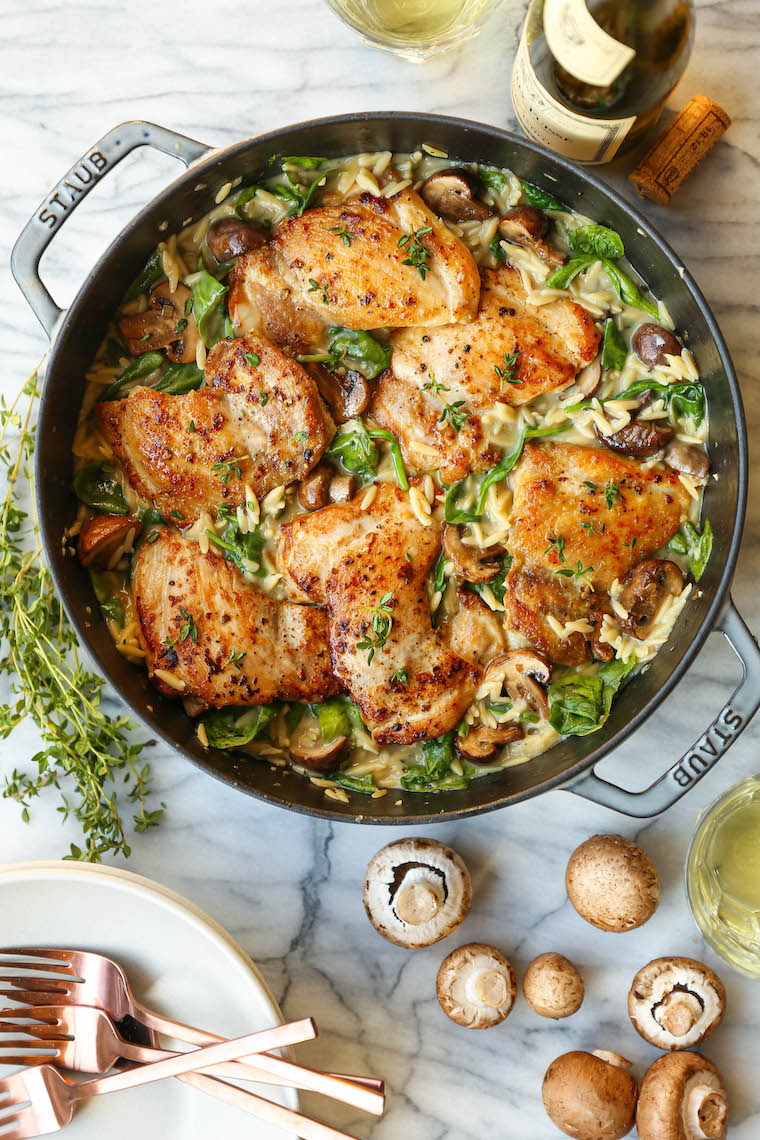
[357,592,394,664]
[397,226,432,280]
[212,456,243,485]
[0,371,163,861]
[494,350,521,391]
[163,606,198,649]
[544,531,566,562]
[423,372,470,433]
[328,225,356,246]
[555,560,595,589]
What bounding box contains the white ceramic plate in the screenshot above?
[0,861,298,1139]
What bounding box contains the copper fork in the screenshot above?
[0,949,383,1114]
[0,1022,356,1140]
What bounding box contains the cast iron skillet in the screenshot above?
[11,113,760,824]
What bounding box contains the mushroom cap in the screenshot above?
[523,952,584,1019]
[565,834,660,932]
[636,1051,727,1140]
[628,957,726,1050]
[363,838,472,949]
[542,1050,638,1140]
[420,168,493,222]
[436,943,516,1029]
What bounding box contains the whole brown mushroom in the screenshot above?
[542,1050,638,1140]
[631,323,682,368]
[523,952,584,1019]
[565,834,660,932]
[206,216,267,262]
[436,943,516,1029]
[420,168,494,222]
[628,957,726,1050]
[616,559,684,640]
[637,1052,728,1140]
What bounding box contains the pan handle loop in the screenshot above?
[10,120,211,338]
[568,599,760,817]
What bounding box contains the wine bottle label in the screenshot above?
[544,0,635,87]
[511,6,636,164]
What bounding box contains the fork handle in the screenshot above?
[176,1071,356,1140]
[131,1000,384,1114]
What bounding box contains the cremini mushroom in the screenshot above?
[442,524,505,583]
[565,834,660,932]
[483,649,551,719]
[420,168,494,223]
[594,417,673,458]
[436,943,516,1029]
[497,206,566,266]
[77,514,141,570]
[617,559,684,639]
[665,439,710,479]
[636,1052,727,1140]
[523,952,584,1019]
[297,464,331,511]
[628,957,726,1050]
[542,1050,638,1140]
[364,838,472,949]
[328,473,357,503]
[310,364,370,424]
[561,354,602,403]
[206,216,267,262]
[118,282,200,364]
[631,323,682,368]
[455,723,524,762]
[291,735,349,772]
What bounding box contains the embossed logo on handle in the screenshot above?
[37,150,108,230]
[672,707,744,787]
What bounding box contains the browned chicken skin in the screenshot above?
[229,188,481,346]
[371,265,601,483]
[278,482,479,744]
[503,443,691,666]
[132,528,337,707]
[96,333,331,521]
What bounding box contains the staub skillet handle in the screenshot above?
[569,599,760,817]
[11,120,211,338]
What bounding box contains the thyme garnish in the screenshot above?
[397,226,432,280]
[163,606,198,648]
[605,481,623,509]
[555,560,595,589]
[328,225,356,246]
[494,349,521,390]
[423,372,469,432]
[212,457,243,485]
[357,592,394,664]
[544,531,566,562]
[307,278,330,304]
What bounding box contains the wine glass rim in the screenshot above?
[320,0,506,58]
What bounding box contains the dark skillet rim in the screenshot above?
[37,111,748,824]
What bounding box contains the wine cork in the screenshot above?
[629,95,731,205]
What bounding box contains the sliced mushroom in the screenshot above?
[436,943,517,1029]
[118,282,200,364]
[77,514,141,570]
[560,353,602,403]
[206,217,267,262]
[455,723,524,762]
[329,473,357,503]
[523,952,584,1020]
[637,1052,727,1140]
[542,1050,638,1140]
[617,559,684,640]
[498,206,566,266]
[594,417,673,457]
[291,735,349,772]
[364,838,472,949]
[420,168,494,223]
[297,464,331,511]
[628,957,726,1051]
[665,439,710,479]
[566,833,660,933]
[631,323,682,368]
[483,650,551,719]
[310,364,370,424]
[442,524,504,583]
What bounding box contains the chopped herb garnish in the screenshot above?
[581,520,603,536]
[259,391,268,405]
[405,552,412,563]
[605,481,623,509]
[555,560,595,588]
[140,331,151,342]
[494,349,521,390]
[170,509,185,520]
[357,592,394,664]
[328,225,356,246]
[227,650,246,671]
[391,667,409,685]
[293,431,308,443]
[146,531,160,544]
[188,420,195,433]
[583,480,598,492]
[307,278,330,304]
[544,531,566,562]
[244,352,261,369]
[397,225,432,280]
[164,606,198,648]
[624,536,637,549]
[212,457,243,485]
[174,318,188,335]
[184,297,193,316]
[423,371,469,432]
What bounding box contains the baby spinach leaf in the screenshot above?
[190,270,229,349]
[89,572,125,628]
[566,379,705,427]
[124,250,165,302]
[367,429,409,490]
[689,520,713,581]
[548,656,637,737]
[274,174,325,217]
[569,224,625,260]
[207,516,266,579]
[200,705,280,749]
[602,261,659,318]
[99,351,165,401]
[282,155,328,169]
[400,730,459,790]
[479,166,507,195]
[489,235,507,262]
[328,769,376,794]
[546,254,598,290]
[105,336,129,367]
[312,698,352,743]
[327,423,379,482]
[601,319,628,371]
[73,464,128,515]
[234,185,261,219]
[100,596,125,627]
[153,362,204,395]
[328,328,391,380]
[468,554,513,606]
[520,180,564,211]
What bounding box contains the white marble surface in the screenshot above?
[1,1,759,1136]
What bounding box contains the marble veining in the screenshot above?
[1,0,759,1135]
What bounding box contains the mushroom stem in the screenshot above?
[395,882,441,926]
[469,969,509,1010]
[685,1085,728,1139]
[656,990,702,1038]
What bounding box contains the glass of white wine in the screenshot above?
[322,0,507,61]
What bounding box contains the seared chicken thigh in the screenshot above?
[133,529,336,707]
[371,266,601,483]
[279,482,479,744]
[97,334,330,520]
[229,188,480,345]
[503,443,691,666]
